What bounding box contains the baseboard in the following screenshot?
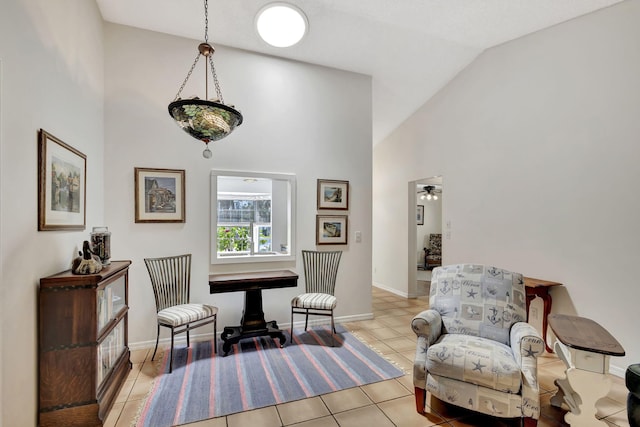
[609,364,625,378]
[129,312,375,351]
[373,282,411,298]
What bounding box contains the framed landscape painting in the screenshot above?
[135,167,185,223]
[317,179,349,210]
[38,129,86,231]
[316,215,348,245]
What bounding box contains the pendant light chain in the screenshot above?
[204,0,224,103]
[173,54,201,101]
[167,0,243,152]
[204,0,209,42]
[172,0,223,102]
[208,55,224,104]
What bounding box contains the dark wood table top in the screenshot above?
[548,314,625,356]
[523,277,563,289]
[209,269,298,294]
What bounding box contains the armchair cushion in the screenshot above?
[426,334,521,393]
[430,264,527,346]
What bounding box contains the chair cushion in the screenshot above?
[157,303,218,327]
[291,293,337,310]
[426,334,522,393]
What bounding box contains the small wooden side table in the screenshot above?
[524,277,562,352]
[548,314,625,427]
[209,270,298,356]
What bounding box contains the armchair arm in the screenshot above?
[411,310,442,389]
[510,322,545,418]
[411,309,442,342]
[510,322,544,366]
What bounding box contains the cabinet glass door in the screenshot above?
[96,320,125,387]
[97,276,126,333]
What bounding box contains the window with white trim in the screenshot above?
[210,170,296,264]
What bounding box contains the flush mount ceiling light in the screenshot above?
[256,3,308,48]
[168,0,243,159]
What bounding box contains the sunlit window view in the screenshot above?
[210,170,296,264]
[217,196,272,254]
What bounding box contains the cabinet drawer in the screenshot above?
[574,350,608,373]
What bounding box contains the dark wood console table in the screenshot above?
[524,276,562,352]
[209,270,298,355]
[548,314,625,426]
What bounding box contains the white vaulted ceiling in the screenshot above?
[96,0,625,145]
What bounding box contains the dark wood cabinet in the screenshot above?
[39,261,132,426]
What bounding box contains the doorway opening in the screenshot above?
[408,176,442,298]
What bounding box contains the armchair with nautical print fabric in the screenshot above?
[411,264,544,427]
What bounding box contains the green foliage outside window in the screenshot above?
[217,226,250,252]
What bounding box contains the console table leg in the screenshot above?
[564,368,611,427]
[540,293,553,353]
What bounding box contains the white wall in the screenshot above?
[0,1,105,425]
[103,24,373,348]
[373,0,640,374]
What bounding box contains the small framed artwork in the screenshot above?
[316,215,348,245]
[417,205,424,225]
[135,167,185,223]
[38,129,86,231]
[317,179,349,210]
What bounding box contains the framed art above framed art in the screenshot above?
[38,129,86,231]
[134,167,185,223]
[317,179,349,210]
[316,214,348,245]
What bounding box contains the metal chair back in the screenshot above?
[144,253,191,313]
[302,250,342,295]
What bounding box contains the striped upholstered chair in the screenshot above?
[291,250,342,345]
[412,264,544,426]
[144,254,218,372]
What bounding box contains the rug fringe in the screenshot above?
[347,329,410,376]
[129,350,166,427]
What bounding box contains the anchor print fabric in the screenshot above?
[412,264,543,420]
[429,264,527,345]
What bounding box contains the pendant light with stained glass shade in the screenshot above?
[168,0,243,158]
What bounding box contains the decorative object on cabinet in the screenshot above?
[144,254,218,372]
[317,179,349,210]
[417,205,424,225]
[72,240,103,275]
[167,0,243,159]
[39,260,131,427]
[134,167,185,223]
[412,264,543,426]
[316,215,348,245]
[37,129,86,231]
[90,226,111,265]
[291,250,342,346]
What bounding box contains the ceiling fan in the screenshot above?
[418,185,441,200]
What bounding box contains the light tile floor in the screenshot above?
[105,286,631,427]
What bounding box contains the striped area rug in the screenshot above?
[135,326,404,426]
